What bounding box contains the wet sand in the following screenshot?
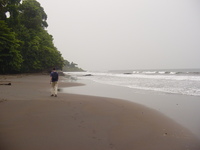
[0,74,199,150]
[65,79,200,140]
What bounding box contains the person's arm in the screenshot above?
[50,73,52,84]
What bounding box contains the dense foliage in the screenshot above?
[62,60,84,72]
[0,0,64,74]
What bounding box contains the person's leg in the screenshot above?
[54,82,58,96]
[51,82,55,96]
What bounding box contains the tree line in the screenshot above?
[0,0,64,74]
[63,60,84,72]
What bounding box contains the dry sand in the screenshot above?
[0,74,199,150]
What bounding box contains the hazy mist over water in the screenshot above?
[37,0,200,71]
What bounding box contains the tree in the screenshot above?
[0,0,64,73]
[62,60,84,72]
[19,0,47,29]
[0,0,6,20]
[7,0,21,26]
[0,20,23,73]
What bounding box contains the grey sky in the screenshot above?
[37,0,200,71]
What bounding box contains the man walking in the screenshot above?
[50,68,59,97]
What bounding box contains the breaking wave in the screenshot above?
[66,69,200,97]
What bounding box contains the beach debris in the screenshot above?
[0,82,11,85]
[0,99,7,103]
[58,88,62,92]
[83,74,93,76]
[109,143,114,149]
[163,133,168,136]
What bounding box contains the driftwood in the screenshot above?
[83,74,93,76]
[0,99,7,103]
[0,81,11,85]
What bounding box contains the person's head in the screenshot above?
[52,68,56,71]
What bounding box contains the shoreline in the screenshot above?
[64,78,200,140]
[0,74,200,150]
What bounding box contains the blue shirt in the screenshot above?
[50,72,59,82]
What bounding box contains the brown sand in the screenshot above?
[0,74,199,150]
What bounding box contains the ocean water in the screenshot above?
[65,69,200,97]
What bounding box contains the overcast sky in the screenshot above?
[37,0,200,71]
